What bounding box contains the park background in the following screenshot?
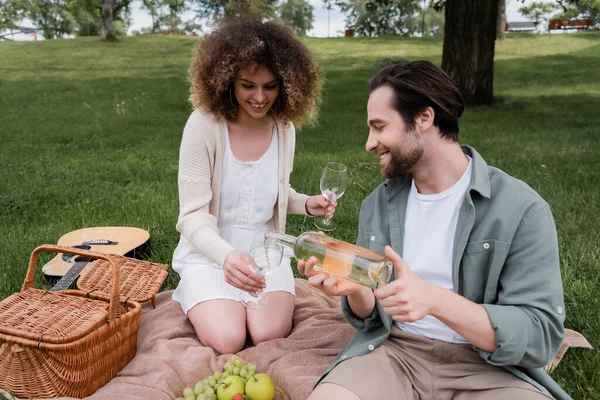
[1,0,600,398]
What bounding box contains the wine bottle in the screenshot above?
[264,230,393,289]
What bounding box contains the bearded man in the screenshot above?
[299,61,569,400]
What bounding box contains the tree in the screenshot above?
[158,0,188,31]
[440,0,498,106]
[557,0,600,25]
[68,0,101,36]
[1,0,27,39]
[279,0,314,36]
[141,0,161,33]
[63,0,130,37]
[28,0,76,39]
[519,1,558,32]
[421,0,444,36]
[100,0,115,39]
[98,0,131,40]
[338,0,420,37]
[193,0,278,24]
[496,0,505,39]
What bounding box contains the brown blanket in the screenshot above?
[2,279,591,400]
[64,279,353,400]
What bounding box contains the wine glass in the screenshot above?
[314,162,348,232]
[239,229,284,309]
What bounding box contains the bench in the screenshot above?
[548,18,592,31]
[506,21,537,32]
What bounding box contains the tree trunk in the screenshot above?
[496,0,506,40]
[441,0,498,107]
[100,0,115,40]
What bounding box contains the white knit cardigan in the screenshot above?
[176,109,310,267]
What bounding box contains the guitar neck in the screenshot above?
[50,261,90,292]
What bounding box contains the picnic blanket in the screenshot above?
[2,279,592,400]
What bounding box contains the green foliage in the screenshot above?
[157,0,188,30]
[140,0,199,34]
[279,0,314,36]
[552,4,579,20]
[141,0,161,33]
[193,0,277,24]
[421,0,444,36]
[27,0,76,39]
[335,0,421,37]
[67,0,132,38]
[0,0,27,32]
[68,0,101,36]
[519,1,558,30]
[7,0,132,39]
[558,0,600,25]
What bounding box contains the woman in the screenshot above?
[172,17,333,355]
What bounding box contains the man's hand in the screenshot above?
[374,246,438,323]
[223,250,266,294]
[306,195,337,218]
[297,256,364,297]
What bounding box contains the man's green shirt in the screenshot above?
[317,146,568,399]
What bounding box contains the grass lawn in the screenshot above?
[1,32,599,397]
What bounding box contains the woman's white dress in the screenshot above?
[172,128,295,315]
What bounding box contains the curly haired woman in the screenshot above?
[172,17,334,354]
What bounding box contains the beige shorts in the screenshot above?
[320,325,554,400]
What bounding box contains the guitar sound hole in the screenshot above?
[61,245,92,262]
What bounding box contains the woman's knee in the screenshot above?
[193,323,247,354]
[247,291,294,344]
[249,319,292,345]
[187,300,247,354]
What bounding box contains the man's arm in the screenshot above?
[477,204,565,367]
[430,287,497,352]
[346,287,377,320]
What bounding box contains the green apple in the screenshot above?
[216,375,246,400]
[245,374,275,400]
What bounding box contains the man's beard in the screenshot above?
[382,142,424,179]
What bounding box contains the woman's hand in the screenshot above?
[306,195,337,218]
[223,250,266,294]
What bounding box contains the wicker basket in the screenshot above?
[77,254,169,308]
[0,245,143,399]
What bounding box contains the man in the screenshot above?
[299,61,568,400]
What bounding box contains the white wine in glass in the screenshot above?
[314,162,348,232]
[239,229,284,309]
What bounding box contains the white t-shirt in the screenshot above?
[395,156,473,343]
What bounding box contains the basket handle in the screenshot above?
[23,244,123,321]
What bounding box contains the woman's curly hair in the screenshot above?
[189,17,322,126]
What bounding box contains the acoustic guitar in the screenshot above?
[42,227,150,292]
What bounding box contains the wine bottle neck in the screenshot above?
[265,230,297,249]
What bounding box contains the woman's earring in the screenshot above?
[229,86,235,106]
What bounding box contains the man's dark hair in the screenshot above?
[368,61,465,141]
